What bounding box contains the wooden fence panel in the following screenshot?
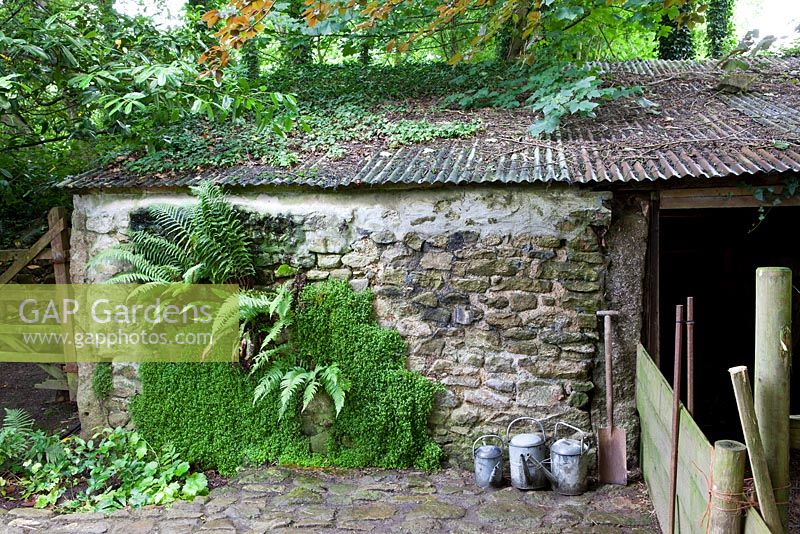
[637,344,770,533]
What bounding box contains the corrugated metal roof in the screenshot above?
[61,57,800,190]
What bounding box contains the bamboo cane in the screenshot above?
[754,267,791,530]
[728,366,783,534]
[709,440,746,534]
[686,296,695,416]
[668,305,683,534]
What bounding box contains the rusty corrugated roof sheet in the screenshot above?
[61,58,800,190]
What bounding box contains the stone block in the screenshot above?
[507,292,538,312]
[317,254,342,268]
[341,239,379,268]
[441,375,480,388]
[422,307,451,325]
[518,357,591,380]
[489,276,550,292]
[482,294,509,309]
[516,380,565,407]
[484,310,522,328]
[412,292,439,307]
[538,261,600,281]
[306,269,330,281]
[452,305,479,325]
[370,230,396,244]
[451,277,490,292]
[486,376,515,393]
[420,251,453,270]
[306,233,348,254]
[463,389,512,408]
[329,268,352,280]
[403,233,424,251]
[503,327,537,340]
[466,259,521,277]
[349,278,369,292]
[464,329,500,349]
[484,353,513,373]
[531,236,563,248]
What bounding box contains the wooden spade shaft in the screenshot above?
[597,310,626,485]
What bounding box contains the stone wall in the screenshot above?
[69,185,642,467]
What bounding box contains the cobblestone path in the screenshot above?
[0,468,659,533]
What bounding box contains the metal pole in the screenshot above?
[686,296,695,416]
[668,304,683,534]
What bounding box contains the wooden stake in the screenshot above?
[754,267,791,530]
[709,440,746,534]
[686,296,695,416]
[728,366,783,534]
[668,304,683,534]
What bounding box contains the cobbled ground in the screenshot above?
[0,467,659,533]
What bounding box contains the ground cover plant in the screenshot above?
[0,409,207,513]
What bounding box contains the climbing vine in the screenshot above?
[91,362,113,401]
[706,0,735,59]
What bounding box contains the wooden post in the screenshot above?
[48,207,77,402]
[709,440,746,534]
[668,304,683,534]
[686,296,695,416]
[754,267,791,530]
[728,366,783,534]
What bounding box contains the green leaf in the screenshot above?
[773,139,790,150]
[182,472,208,498]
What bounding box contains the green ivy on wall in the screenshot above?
[129,280,442,475]
[92,362,113,401]
[706,0,735,59]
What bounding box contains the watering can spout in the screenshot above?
[528,456,557,485]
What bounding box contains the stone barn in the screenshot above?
[61,58,800,468]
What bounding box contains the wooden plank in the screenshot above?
[34,379,69,391]
[660,186,800,210]
[36,364,66,381]
[0,248,65,262]
[638,344,713,533]
[644,193,660,365]
[791,415,800,450]
[48,207,70,285]
[0,218,65,284]
[48,207,76,401]
[0,351,71,362]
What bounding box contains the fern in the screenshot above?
[0,409,35,471]
[278,368,310,420]
[2,408,34,434]
[319,364,349,416]
[91,182,256,286]
[255,363,349,420]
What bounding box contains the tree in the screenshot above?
[0,0,298,238]
[706,0,735,58]
[199,0,700,76]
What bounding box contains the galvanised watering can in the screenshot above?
[506,417,548,490]
[530,422,590,496]
[473,434,504,488]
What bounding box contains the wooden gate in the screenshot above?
[0,206,77,399]
[636,344,770,533]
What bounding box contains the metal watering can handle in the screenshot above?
[472,434,503,457]
[505,417,546,442]
[554,422,587,452]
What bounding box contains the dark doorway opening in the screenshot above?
[658,206,800,443]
